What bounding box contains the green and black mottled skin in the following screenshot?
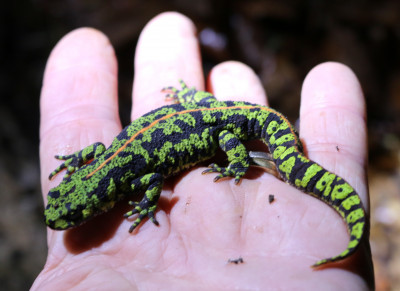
[45,80,365,268]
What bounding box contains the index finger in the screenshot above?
[40,28,121,195]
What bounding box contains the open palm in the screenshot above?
[32,12,373,291]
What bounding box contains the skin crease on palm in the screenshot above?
[32,12,373,291]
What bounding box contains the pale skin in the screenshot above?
[33,12,373,290]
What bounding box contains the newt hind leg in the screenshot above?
[203,130,250,184]
[162,79,216,104]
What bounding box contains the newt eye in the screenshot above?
[68,211,82,221]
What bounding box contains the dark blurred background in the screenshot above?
[1,0,399,290]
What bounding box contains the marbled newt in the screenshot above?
[44,80,365,268]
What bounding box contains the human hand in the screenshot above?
[32,12,373,290]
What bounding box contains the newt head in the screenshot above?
[44,181,94,230]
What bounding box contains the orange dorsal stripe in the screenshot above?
[86,105,297,178]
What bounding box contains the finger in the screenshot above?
[40,28,121,195]
[208,61,268,105]
[299,62,368,210]
[132,12,203,119]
